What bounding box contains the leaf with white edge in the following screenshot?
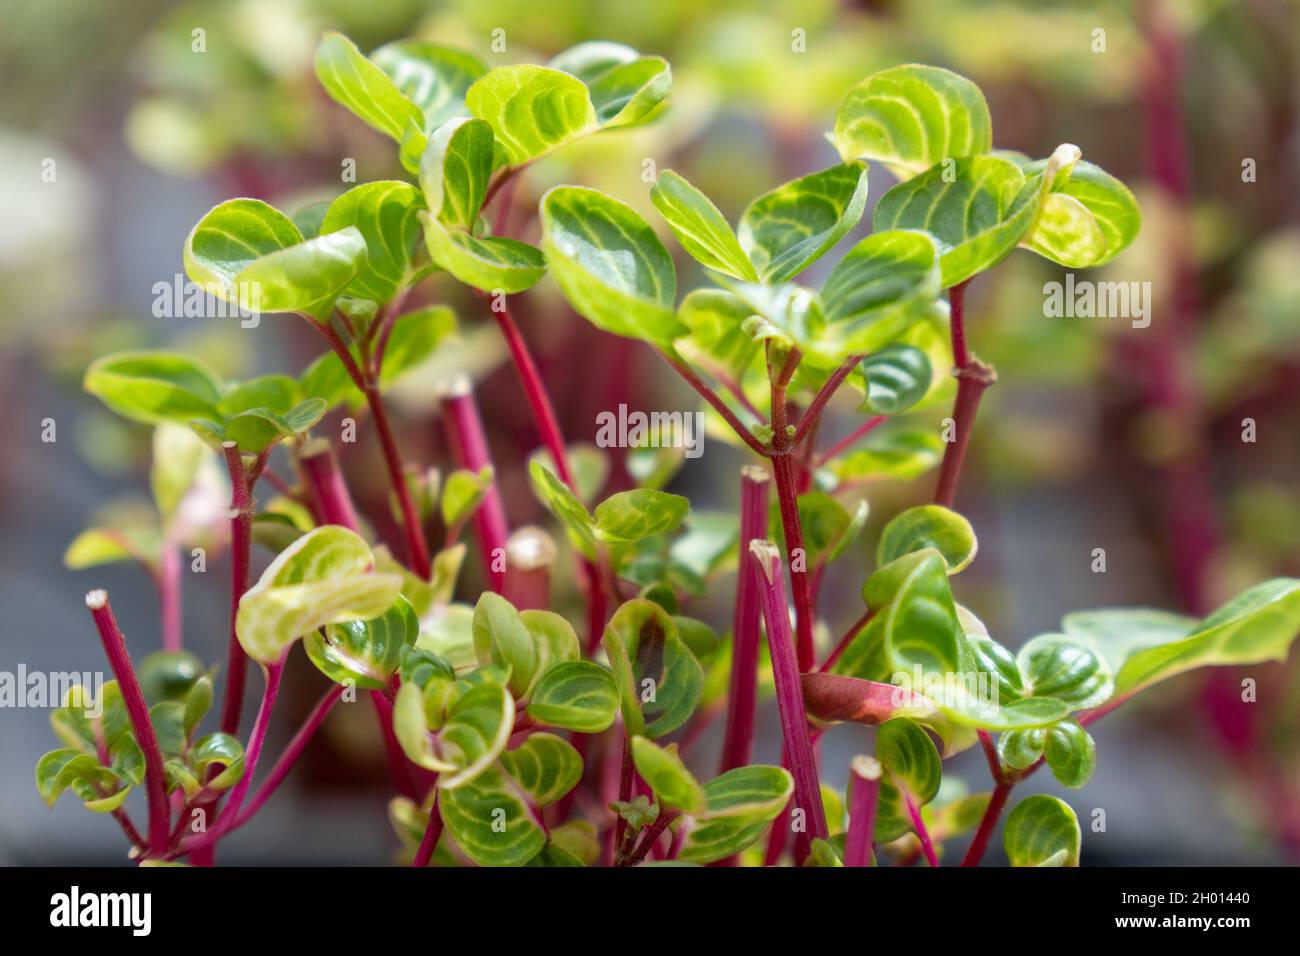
[1064,579,1300,699]
[500,732,582,808]
[419,118,494,231]
[440,764,546,866]
[235,227,368,320]
[1043,718,1096,789]
[421,212,546,293]
[678,765,793,864]
[651,170,756,281]
[548,820,601,866]
[857,344,933,416]
[85,351,224,426]
[472,592,538,699]
[725,281,825,357]
[371,40,487,133]
[833,65,992,178]
[873,154,1041,288]
[602,599,703,739]
[877,504,977,573]
[737,162,870,284]
[36,750,129,812]
[518,610,580,696]
[827,425,944,481]
[319,181,424,307]
[183,199,304,305]
[593,489,689,544]
[235,526,403,664]
[1016,634,1114,709]
[1003,794,1080,867]
[315,32,424,143]
[528,460,598,558]
[1020,157,1140,267]
[879,550,967,677]
[466,65,597,165]
[550,42,671,128]
[630,736,705,814]
[527,661,619,733]
[190,732,245,790]
[874,717,941,842]
[394,677,514,788]
[540,186,682,345]
[674,289,763,380]
[305,594,419,690]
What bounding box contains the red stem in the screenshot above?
[771,452,816,671]
[85,590,170,855]
[820,606,873,672]
[502,526,555,610]
[299,441,360,530]
[412,793,444,867]
[932,281,994,509]
[751,541,828,857]
[622,811,679,867]
[215,660,284,832]
[657,349,768,456]
[961,780,1012,867]
[371,690,420,799]
[220,443,253,736]
[791,355,861,446]
[718,465,771,774]
[903,787,939,867]
[844,756,881,867]
[440,377,511,591]
[365,383,432,579]
[815,415,886,467]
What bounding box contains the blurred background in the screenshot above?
[2,0,1298,865]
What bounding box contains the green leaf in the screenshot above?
[857,344,933,416]
[970,635,1025,705]
[593,489,690,544]
[1020,158,1140,267]
[527,660,619,733]
[878,550,966,677]
[814,230,941,362]
[440,764,546,866]
[183,199,304,305]
[466,65,597,165]
[419,118,494,231]
[315,32,424,143]
[190,732,245,790]
[235,227,369,319]
[519,610,580,689]
[833,65,992,178]
[827,424,944,481]
[877,505,977,574]
[305,594,419,690]
[394,677,514,789]
[182,675,213,739]
[472,592,538,699]
[737,162,870,284]
[151,423,215,527]
[602,599,704,739]
[550,42,671,128]
[36,750,129,812]
[528,460,598,558]
[540,186,682,345]
[1043,718,1096,789]
[500,733,582,808]
[84,351,223,426]
[873,155,1041,288]
[1063,579,1300,699]
[371,40,487,133]
[235,526,403,664]
[421,213,546,293]
[874,717,942,842]
[137,651,204,705]
[650,170,756,282]
[997,727,1045,771]
[674,289,763,380]
[629,736,705,814]
[442,467,493,530]
[64,527,161,571]
[1003,794,1080,867]
[319,181,425,307]
[1016,634,1114,709]
[678,765,793,864]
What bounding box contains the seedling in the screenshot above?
[42,37,1300,869]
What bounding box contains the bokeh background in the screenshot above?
[2,0,1298,864]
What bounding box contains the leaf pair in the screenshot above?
[629,737,792,864]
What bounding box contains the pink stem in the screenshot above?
[932,281,994,509]
[85,589,170,855]
[791,355,862,446]
[412,792,444,867]
[844,756,881,867]
[961,780,1012,867]
[751,541,828,859]
[718,465,771,774]
[656,349,769,456]
[502,526,555,610]
[815,415,886,467]
[220,443,253,737]
[819,606,873,672]
[366,382,432,579]
[159,545,182,652]
[439,376,511,591]
[215,660,284,830]
[903,787,939,867]
[299,441,360,530]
